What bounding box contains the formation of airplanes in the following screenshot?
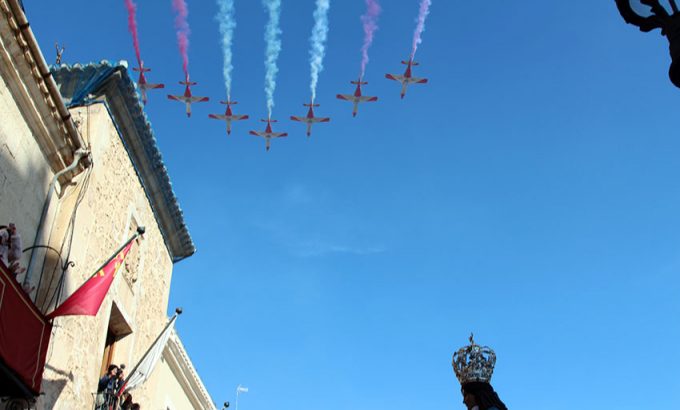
[336,78,378,117]
[133,61,165,105]
[167,77,210,117]
[208,99,249,135]
[290,100,330,137]
[137,58,429,151]
[385,58,428,99]
[249,118,288,151]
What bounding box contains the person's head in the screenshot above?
[461,387,478,409]
[122,393,133,404]
[131,403,140,410]
[460,382,507,410]
[107,364,118,377]
[117,363,126,378]
[7,223,15,234]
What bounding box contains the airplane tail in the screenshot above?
[402,60,419,66]
[351,80,368,85]
[220,100,238,105]
[261,119,278,123]
[133,67,151,72]
[179,81,198,86]
[303,103,320,107]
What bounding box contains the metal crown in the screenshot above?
[452,334,496,384]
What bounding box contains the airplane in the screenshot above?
[290,100,330,137]
[208,99,249,135]
[336,78,378,117]
[249,118,288,151]
[167,77,209,117]
[132,61,164,105]
[385,58,428,99]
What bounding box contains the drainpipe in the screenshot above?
[24,148,90,296]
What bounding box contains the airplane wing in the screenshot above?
[209,114,227,120]
[249,131,265,137]
[190,96,209,103]
[336,94,354,101]
[143,83,165,89]
[233,115,249,120]
[290,116,304,122]
[359,96,378,102]
[271,133,288,138]
[310,117,330,123]
[386,74,405,82]
[411,77,428,84]
[167,95,184,102]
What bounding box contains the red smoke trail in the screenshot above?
[172,0,191,80]
[411,0,431,59]
[124,0,142,65]
[360,0,381,78]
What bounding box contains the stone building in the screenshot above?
[0,0,214,408]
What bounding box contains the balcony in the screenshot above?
[0,260,51,399]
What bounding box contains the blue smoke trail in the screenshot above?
[309,0,330,102]
[217,0,236,98]
[263,0,282,117]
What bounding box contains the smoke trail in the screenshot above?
[172,0,191,79]
[309,0,330,102]
[263,0,282,116]
[360,0,381,78]
[217,0,236,97]
[124,0,142,65]
[411,0,431,58]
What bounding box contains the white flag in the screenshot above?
[120,315,177,393]
[237,386,249,393]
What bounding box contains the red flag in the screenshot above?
[47,241,134,318]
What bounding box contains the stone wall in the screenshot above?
[37,104,175,409]
[0,52,54,269]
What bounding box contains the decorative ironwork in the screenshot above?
[452,333,496,384]
[1,396,35,410]
[615,0,680,87]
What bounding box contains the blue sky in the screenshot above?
[27,1,680,408]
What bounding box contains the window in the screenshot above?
[99,303,132,377]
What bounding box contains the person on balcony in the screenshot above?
[0,223,25,278]
[96,364,121,409]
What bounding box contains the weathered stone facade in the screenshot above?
[0,0,214,408]
[38,104,176,408]
[0,55,53,249]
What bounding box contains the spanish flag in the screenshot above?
[47,237,136,319]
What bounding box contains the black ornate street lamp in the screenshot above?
[616,0,680,87]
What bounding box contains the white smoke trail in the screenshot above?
[263,0,282,116]
[309,0,330,102]
[217,0,236,98]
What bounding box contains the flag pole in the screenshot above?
[117,307,182,396]
[86,226,145,284]
[236,385,240,410]
[236,385,248,410]
[47,226,145,317]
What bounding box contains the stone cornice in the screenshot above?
[0,0,88,176]
[51,62,196,261]
[163,328,216,410]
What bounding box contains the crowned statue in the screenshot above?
[452,334,508,410]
